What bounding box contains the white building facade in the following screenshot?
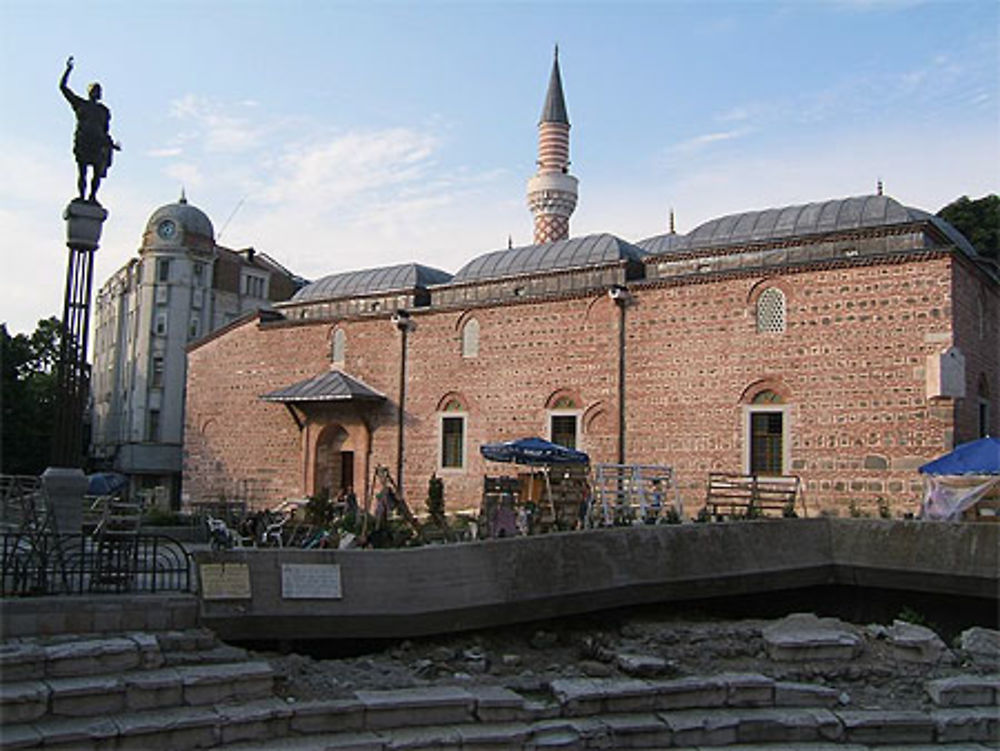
[90,195,302,504]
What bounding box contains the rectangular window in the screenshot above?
[441,415,465,469]
[750,411,784,475]
[148,409,161,442]
[243,274,266,298]
[188,316,199,340]
[151,355,164,388]
[550,414,578,450]
[980,400,991,439]
[155,285,169,304]
[157,259,170,283]
[193,262,205,285]
[154,313,167,336]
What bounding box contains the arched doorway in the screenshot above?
[313,424,355,500]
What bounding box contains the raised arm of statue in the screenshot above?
[60,56,81,106]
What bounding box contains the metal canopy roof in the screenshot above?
[636,195,978,258]
[292,263,453,303]
[261,370,386,403]
[453,233,645,284]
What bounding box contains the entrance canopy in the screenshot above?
[918,437,1000,521]
[261,370,385,404]
[480,436,589,466]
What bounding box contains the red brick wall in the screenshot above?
[184,252,995,519]
[952,256,1000,442]
[626,255,958,516]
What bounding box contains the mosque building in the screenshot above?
[181,51,998,516]
[90,194,303,503]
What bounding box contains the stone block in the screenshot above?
[718,672,775,707]
[176,660,273,705]
[659,708,739,746]
[379,724,462,749]
[529,718,607,748]
[44,637,140,678]
[648,676,727,710]
[959,626,1000,664]
[33,715,118,750]
[926,674,999,707]
[217,697,293,745]
[886,619,951,663]
[289,697,365,734]
[600,712,672,748]
[838,709,935,744]
[113,704,221,751]
[0,680,50,723]
[0,642,45,682]
[933,707,1000,743]
[355,685,475,729]
[614,652,673,677]
[775,680,841,707]
[454,721,532,750]
[468,684,527,722]
[123,667,183,711]
[0,722,44,750]
[46,674,125,717]
[321,731,390,750]
[127,632,165,669]
[734,707,842,744]
[762,612,864,661]
[548,678,605,716]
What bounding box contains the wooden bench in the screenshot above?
[705,472,803,519]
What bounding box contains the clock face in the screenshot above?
[157,219,177,240]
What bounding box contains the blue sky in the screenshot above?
[1,0,997,334]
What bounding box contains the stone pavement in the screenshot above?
[2,627,997,749]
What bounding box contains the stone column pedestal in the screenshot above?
[41,466,86,535]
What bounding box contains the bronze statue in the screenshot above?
[60,56,120,203]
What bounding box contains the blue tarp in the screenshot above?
[480,437,590,466]
[919,437,1000,476]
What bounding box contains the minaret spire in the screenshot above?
[527,46,578,244]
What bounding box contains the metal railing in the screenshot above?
[1,532,193,597]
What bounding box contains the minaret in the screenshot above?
[527,46,578,245]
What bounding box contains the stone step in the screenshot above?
[0,628,230,683]
[5,691,996,750]
[925,673,1000,707]
[0,633,162,682]
[0,660,274,724]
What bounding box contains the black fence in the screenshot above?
[1,532,194,597]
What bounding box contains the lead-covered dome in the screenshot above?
[143,193,214,249]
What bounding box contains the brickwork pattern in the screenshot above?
[183,253,995,517]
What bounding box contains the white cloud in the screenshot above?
[669,128,750,155]
[169,94,267,154]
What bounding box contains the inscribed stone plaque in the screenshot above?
[200,563,251,600]
[281,563,342,599]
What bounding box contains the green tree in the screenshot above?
[937,194,999,261]
[1,317,62,475]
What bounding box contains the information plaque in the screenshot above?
[281,563,342,600]
[200,563,251,600]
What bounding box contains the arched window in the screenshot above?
[548,395,581,450]
[756,288,786,333]
[744,387,790,475]
[461,318,480,358]
[439,397,467,470]
[331,328,346,365]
